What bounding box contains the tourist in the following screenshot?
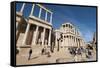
[41,48,45,55]
[28,48,32,60]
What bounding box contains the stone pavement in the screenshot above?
[16,46,96,65]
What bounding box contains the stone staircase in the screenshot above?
[17,44,45,57]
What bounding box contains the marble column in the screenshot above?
[69,36,71,46]
[22,23,30,45]
[32,25,39,45]
[50,13,53,24]
[72,36,74,46]
[20,3,25,13]
[48,29,51,46]
[38,8,42,18]
[77,39,80,47]
[30,4,35,16]
[75,37,77,47]
[45,11,47,21]
[76,38,78,47]
[42,28,46,45]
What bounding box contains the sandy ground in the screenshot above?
[16,46,96,65]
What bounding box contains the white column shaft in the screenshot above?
[50,13,52,24]
[77,39,79,47]
[42,28,46,45]
[38,8,42,18]
[22,23,30,45]
[48,29,51,46]
[45,11,48,21]
[32,26,39,45]
[20,3,25,13]
[30,4,35,16]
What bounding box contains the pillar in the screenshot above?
[75,37,77,47]
[32,25,39,45]
[69,36,71,46]
[38,8,42,18]
[50,13,53,24]
[20,3,25,13]
[77,39,80,47]
[74,37,76,46]
[30,4,35,16]
[45,11,47,21]
[22,23,30,45]
[76,38,78,47]
[42,28,46,45]
[68,36,70,47]
[72,36,74,46]
[48,29,51,46]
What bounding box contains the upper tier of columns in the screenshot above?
[17,3,53,24]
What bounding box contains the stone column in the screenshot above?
[79,39,81,47]
[22,23,30,45]
[76,38,78,47]
[45,11,47,21]
[69,36,70,46]
[77,39,79,47]
[32,25,39,45]
[42,28,46,45]
[38,8,42,18]
[30,4,35,16]
[20,3,25,13]
[48,29,51,46]
[71,36,73,46]
[74,37,76,46]
[69,36,71,46]
[75,37,77,47]
[72,36,74,46]
[50,13,53,24]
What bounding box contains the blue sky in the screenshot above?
[16,3,97,42]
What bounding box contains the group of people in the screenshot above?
[19,44,94,61]
[68,47,83,56]
[68,46,94,60]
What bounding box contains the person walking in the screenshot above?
[28,48,32,60]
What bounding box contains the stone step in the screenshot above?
[17,33,24,46]
[18,45,44,56]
